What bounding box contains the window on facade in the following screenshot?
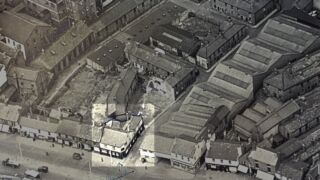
[267,167,271,172]
[221,159,223,163]
[20,82,24,86]
[255,163,259,168]
[229,160,232,164]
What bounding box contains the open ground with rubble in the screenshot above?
[50,67,118,114]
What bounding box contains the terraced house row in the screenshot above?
[0,103,145,159]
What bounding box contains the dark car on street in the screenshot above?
[38,166,49,173]
[73,153,82,160]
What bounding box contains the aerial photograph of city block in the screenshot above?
[1,0,320,179]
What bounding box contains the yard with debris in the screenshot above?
[50,67,117,114]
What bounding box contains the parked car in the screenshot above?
[38,166,48,173]
[72,153,82,160]
[2,158,20,168]
[25,169,40,179]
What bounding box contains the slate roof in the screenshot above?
[280,88,320,135]
[284,7,320,29]
[258,15,320,53]
[109,67,137,105]
[124,2,186,43]
[257,100,300,134]
[170,137,198,158]
[197,24,245,59]
[206,140,242,161]
[0,11,50,44]
[218,0,273,13]
[264,51,320,90]
[125,42,195,87]
[10,66,41,81]
[277,161,309,180]
[151,24,201,55]
[91,0,144,32]
[125,42,182,73]
[87,40,125,68]
[32,22,92,71]
[56,119,81,137]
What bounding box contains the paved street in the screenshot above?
[0,132,255,180]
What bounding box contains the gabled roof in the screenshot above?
[258,15,320,53]
[32,22,92,71]
[257,100,300,134]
